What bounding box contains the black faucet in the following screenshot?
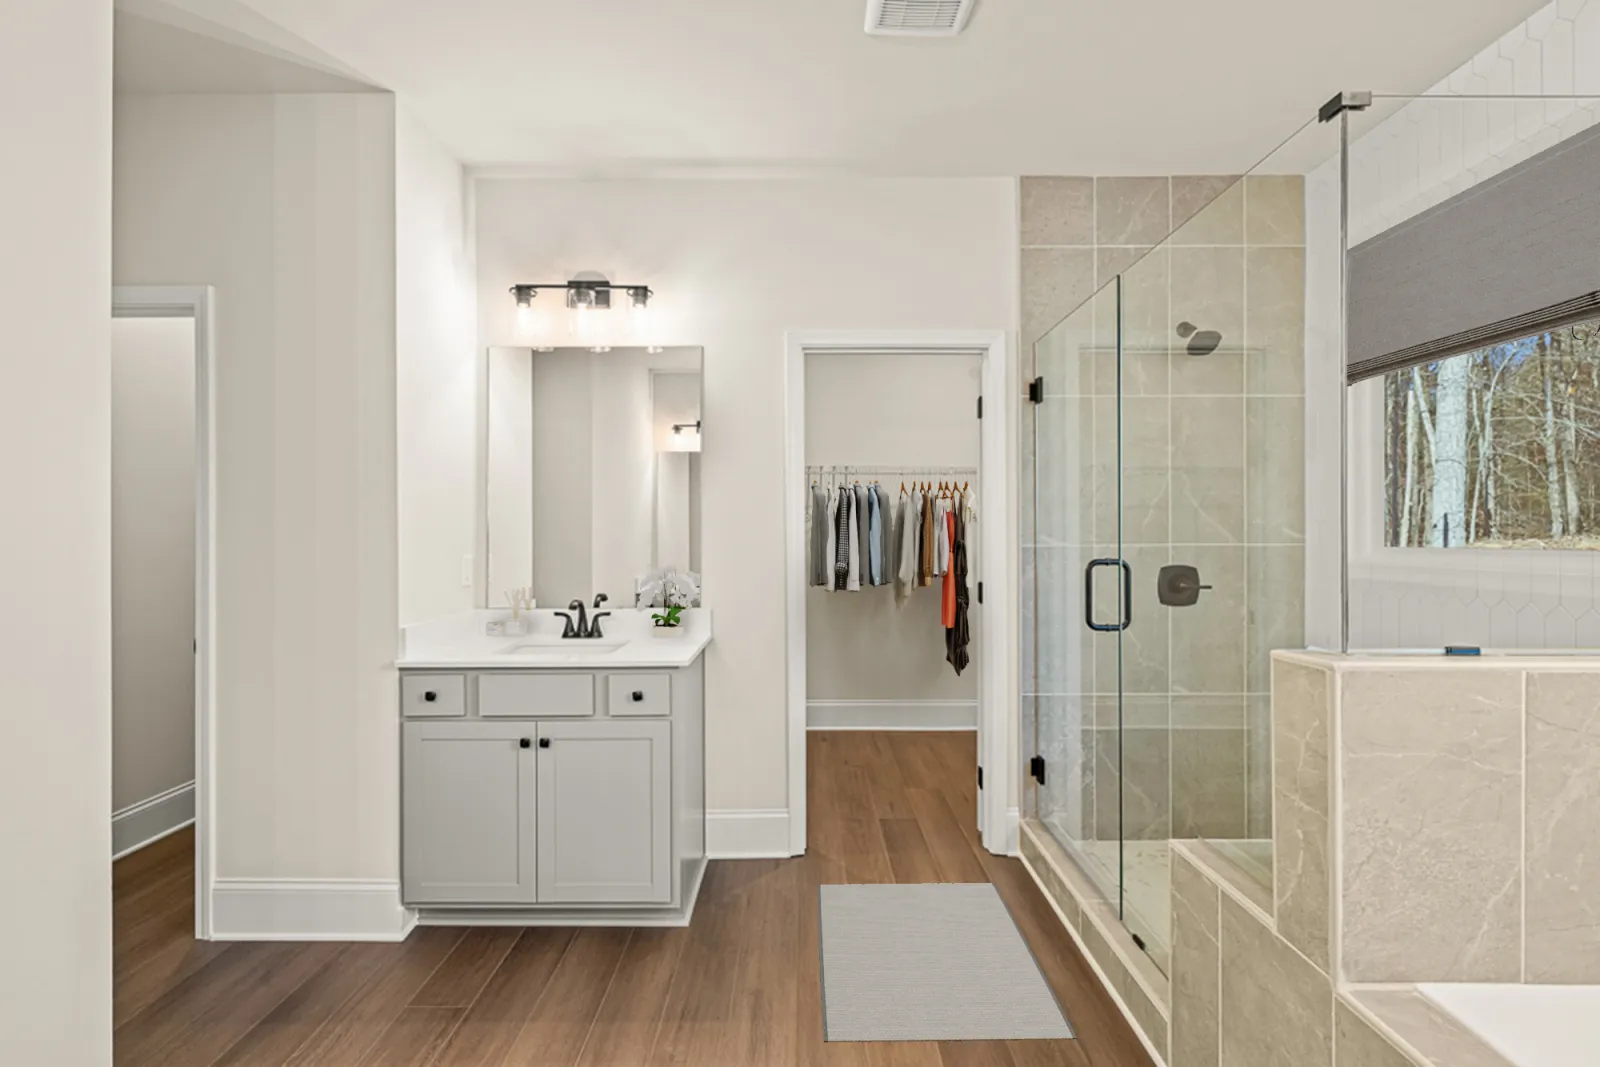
[565,599,590,638]
[557,596,612,639]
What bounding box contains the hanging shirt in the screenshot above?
[833,487,852,591]
[947,503,971,675]
[942,506,958,629]
[934,496,952,576]
[918,490,935,586]
[867,486,882,585]
[896,490,918,601]
[846,493,862,591]
[809,484,829,587]
[961,488,977,597]
[874,483,894,587]
[853,484,871,591]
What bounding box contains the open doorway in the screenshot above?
[111,288,216,948]
[784,331,1013,857]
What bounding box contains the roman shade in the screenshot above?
[1346,120,1600,383]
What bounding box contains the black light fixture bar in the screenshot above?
[510,282,653,309]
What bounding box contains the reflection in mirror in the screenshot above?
[486,346,702,610]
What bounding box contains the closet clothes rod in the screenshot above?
[805,465,977,474]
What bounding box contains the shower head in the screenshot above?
[1176,320,1222,357]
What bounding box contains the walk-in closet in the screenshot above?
[803,350,984,800]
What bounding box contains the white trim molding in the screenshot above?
[807,700,977,731]
[211,879,416,941]
[112,781,195,860]
[783,329,1014,859]
[112,285,218,940]
[705,809,792,859]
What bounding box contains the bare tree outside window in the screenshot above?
[1384,320,1600,549]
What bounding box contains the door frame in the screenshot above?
[782,330,1013,856]
[112,286,218,940]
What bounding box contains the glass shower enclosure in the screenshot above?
[1023,119,1339,974]
[1025,85,1600,977]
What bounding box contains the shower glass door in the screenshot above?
[1033,280,1126,917]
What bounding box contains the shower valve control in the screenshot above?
[1158,564,1212,607]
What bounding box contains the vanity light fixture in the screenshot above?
[508,276,653,311]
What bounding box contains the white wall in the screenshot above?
[0,0,114,1060]
[475,178,1017,818]
[1306,0,1600,649]
[112,317,196,812]
[805,353,982,708]
[397,106,478,625]
[115,93,400,881]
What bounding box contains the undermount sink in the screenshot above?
[500,638,627,656]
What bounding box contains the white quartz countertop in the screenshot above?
[397,608,711,669]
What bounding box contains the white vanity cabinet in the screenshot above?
[399,658,706,925]
[536,719,671,903]
[402,720,537,904]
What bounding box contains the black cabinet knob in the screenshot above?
[631,690,644,702]
[423,691,438,703]
[538,737,551,748]
[519,738,531,749]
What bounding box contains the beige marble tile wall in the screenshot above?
[1022,175,1307,847]
[1272,655,1334,973]
[1020,820,1171,1064]
[1173,841,1334,1067]
[1169,838,1517,1067]
[1034,651,1599,1067]
[1268,651,1600,987]
[1339,660,1600,984]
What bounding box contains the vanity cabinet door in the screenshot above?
[536,719,671,904]
[402,722,537,905]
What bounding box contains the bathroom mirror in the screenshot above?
[485,346,703,610]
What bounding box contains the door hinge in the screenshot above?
[977,765,984,790]
[1030,755,1046,784]
[977,581,984,604]
[1027,377,1044,404]
[976,395,983,419]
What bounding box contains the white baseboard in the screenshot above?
[112,781,195,860]
[212,878,416,941]
[807,700,977,731]
[1003,806,1020,855]
[706,809,793,859]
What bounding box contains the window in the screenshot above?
[1383,320,1600,548]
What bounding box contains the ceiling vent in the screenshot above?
[865,0,976,37]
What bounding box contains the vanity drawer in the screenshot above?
[608,673,671,717]
[478,673,595,718]
[401,674,466,718]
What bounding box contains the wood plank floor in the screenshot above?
[114,732,1155,1066]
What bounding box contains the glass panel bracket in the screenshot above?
[1318,90,1372,122]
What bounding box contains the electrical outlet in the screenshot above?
[460,554,473,587]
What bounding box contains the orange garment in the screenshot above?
[941,508,957,628]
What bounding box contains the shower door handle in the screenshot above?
[1085,558,1132,633]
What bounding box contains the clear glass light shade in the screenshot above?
[664,425,701,453]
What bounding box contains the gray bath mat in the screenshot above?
[818,883,1074,1042]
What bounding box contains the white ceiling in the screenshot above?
[208,0,1543,174]
[115,11,375,94]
